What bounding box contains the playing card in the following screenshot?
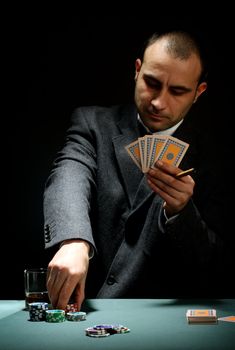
[125,135,189,172]
[148,135,167,169]
[125,140,141,169]
[138,137,146,173]
[144,135,154,172]
[218,316,235,322]
[156,136,189,166]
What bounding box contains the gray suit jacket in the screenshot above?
[43,104,231,298]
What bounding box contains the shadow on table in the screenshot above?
[147,299,227,307]
[81,299,98,313]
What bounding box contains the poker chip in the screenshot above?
[45,309,66,323]
[85,324,130,337]
[87,333,111,338]
[94,324,122,329]
[28,302,49,322]
[65,303,79,313]
[85,327,107,335]
[94,324,130,333]
[117,327,131,333]
[66,311,87,321]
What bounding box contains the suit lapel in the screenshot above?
[112,108,142,206]
[130,176,154,211]
[113,135,143,206]
[112,105,153,208]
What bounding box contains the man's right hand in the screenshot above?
[46,239,90,311]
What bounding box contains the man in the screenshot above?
[43,30,230,310]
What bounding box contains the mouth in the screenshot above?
[146,108,166,120]
[148,113,165,121]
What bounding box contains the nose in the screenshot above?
[151,90,168,111]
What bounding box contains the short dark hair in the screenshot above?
[140,30,208,84]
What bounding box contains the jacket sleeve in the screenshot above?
[43,107,97,250]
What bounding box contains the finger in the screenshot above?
[56,274,78,310]
[148,167,180,186]
[147,175,194,211]
[46,267,59,306]
[47,268,67,308]
[147,177,179,203]
[147,174,182,197]
[73,283,85,311]
[152,160,181,176]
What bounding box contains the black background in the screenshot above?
[5,13,233,299]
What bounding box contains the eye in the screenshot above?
[169,86,192,96]
[169,88,188,96]
[144,77,161,89]
[170,89,185,96]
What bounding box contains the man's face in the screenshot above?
[134,38,207,132]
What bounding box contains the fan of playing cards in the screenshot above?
[125,135,189,173]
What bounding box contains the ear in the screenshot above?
[134,59,142,81]
[193,82,207,103]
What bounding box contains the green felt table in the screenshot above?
[0,299,234,350]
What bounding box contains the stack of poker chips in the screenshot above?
[65,303,86,321]
[85,324,130,338]
[45,309,66,323]
[66,311,86,321]
[28,302,87,323]
[28,302,49,321]
[65,303,78,313]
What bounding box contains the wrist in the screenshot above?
[59,239,91,257]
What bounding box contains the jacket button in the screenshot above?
[106,275,116,285]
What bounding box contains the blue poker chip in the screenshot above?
[28,302,49,310]
[94,324,123,329]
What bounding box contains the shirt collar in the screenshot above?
[137,114,183,136]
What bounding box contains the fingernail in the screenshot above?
[155,160,163,167]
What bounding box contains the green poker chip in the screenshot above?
[45,309,66,323]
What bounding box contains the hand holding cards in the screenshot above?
[125,135,189,173]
